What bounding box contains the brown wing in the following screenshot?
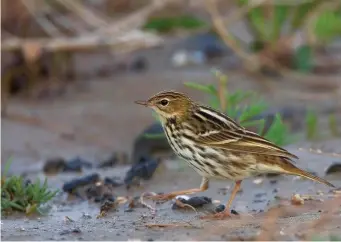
[196,128,298,160]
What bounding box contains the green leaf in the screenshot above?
[294,45,314,73]
[238,100,267,123]
[314,10,341,43]
[290,1,322,30]
[264,114,293,146]
[305,109,318,140]
[271,5,290,41]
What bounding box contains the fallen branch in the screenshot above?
[1,30,163,53]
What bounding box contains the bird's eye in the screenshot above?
[160,99,169,106]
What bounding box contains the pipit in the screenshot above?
[135,91,335,219]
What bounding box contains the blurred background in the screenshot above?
[2,0,341,166]
[1,0,341,240]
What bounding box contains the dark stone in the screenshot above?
[254,193,267,198]
[270,180,278,185]
[325,163,341,175]
[60,228,81,235]
[253,199,266,204]
[215,204,225,213]
[104,177,123,187]
[101,193,115,202]
[86,186,101,199]
[130,56,148,72]
[43,157,66,174]
[62,173,100,193]
[63,157,93,172]
[43,156,92,174]
[124,157,159,186]
[100,200,117,215]
[172,196,212,210]
[273,188,279,193]
[231,209,239,215]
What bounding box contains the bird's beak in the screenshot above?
[134,100,149,107]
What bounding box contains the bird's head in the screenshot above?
[135,91,194,122]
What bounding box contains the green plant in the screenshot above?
[143,15,206,33]
[328,113,340,137]
[235,0,341,72]
[305,109,319,140]
[1,159,58,215]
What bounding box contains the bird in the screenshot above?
[135,90,335,219]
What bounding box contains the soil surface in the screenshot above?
[2,37,341,240]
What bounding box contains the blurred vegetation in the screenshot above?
[238,0,341,72]
[1,159,58,215]
[143,15,207,33]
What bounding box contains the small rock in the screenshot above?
[270,180,278,185]
[104,177,123,187]
[172,196,212,210]
[215,204,225,213]
[273,188,279,193]
[124,157,160,186]
[291,193,304,205]
[253,199,267,204]
[99,201,117,217]
[325,163,341,175]
[62,173,100,193]
[43,157,66,174]
[60,228,81,235]
[87,183,104,198]
[130,56,148,72]
[43,156,92,174]
[253,178,263,185]
[64,157,92,172]
[101,193,116,203]
[231,209,239,215]
[254,193,267,198]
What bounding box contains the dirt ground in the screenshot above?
[1,41,341,240]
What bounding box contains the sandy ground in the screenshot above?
[1,38,341,240]
[1,146,341,241]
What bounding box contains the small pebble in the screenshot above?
[231,209,239,215]
[253,199,266,204]
[253,178,263,185]
[254,193,267,198]
[291,193,304,205]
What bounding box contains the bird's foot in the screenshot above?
[200,210,235,220]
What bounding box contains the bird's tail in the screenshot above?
[286,165,335,188]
